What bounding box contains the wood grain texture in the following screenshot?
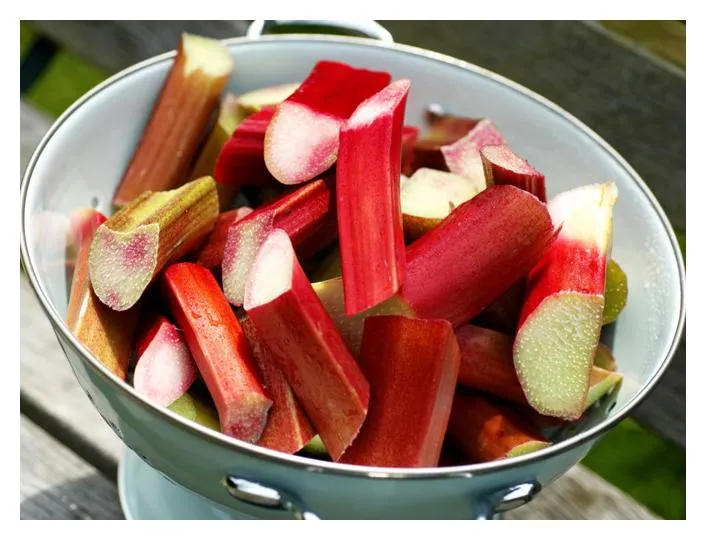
[20,416,123,520]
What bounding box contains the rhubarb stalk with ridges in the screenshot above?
[243,229,369,460]
[514,182,618,419]
[337,79,410,315]
[113,34,234,206]
[481,144,547,202]
[89,176,219,311]
[163,263,272,442]
[194,206,253,271]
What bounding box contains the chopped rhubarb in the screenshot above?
[406,113,479,175]
[441,119,506,186]
[593,343,617,371]
[66,209,139,380]
[340,316,460,467]
[194,206,253,270]
[481,144,547,202]
[222,177,337,306]
[215,106,278,188]
[133,316,198,407]
[472,279,526,335]
[312,276,416,357]
[168,393,220,431]
[337,79,410,315]
[243,229,369,460]
[264,60,390,185]
[162,263,272,443]
[400,125,419,177]
[235,82,300,116]
[585,365,623,408]
[603,259,628,325]
[400,167,483,241]
[448,391,550,462]
[514,182,618,419]
[400,185,555,327]
[89,176,218,311]
[240,317,315,454]
[114,34,234,206]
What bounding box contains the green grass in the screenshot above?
[20,22,686,520]
[582,419,685,519]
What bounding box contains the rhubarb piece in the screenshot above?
[341,316,460,467]
[241,317,315,454]
[400,125,419,177]
[441,119,506,185]
[473,279,526,335]
[406,114,480,175]
[514,182,619,419]
[66,209,139,380]
[215,107,278,188]
[194,206,253,270]
[481,144,547,202]
[190,93,247,210]
[301,435,329,458]
[222,177,337,306]
[337,79,410,315]
[400,185,555,327]
[90,176,219,312]
[243,230,369,460]
[448,391,550,462]
[603,259,628,325]
[401,168,483,241]
[133,316,198,407]
[168,393,220,431]
[163,263,272,442]
[312,276,416,356]
[264,60,390,185]
[455,324,527,405]
[235,82,300,115]
[113,34,234,207]
[593,343,617,371]
[585,365,623,408]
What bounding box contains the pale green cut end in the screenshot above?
[506,440,551,459]
[168,393,220,432]
[514,292,604,419]
[302,435,329,457]
[603,259,628,325]
[586,368,623,409]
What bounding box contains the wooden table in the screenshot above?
[20,20,684,520]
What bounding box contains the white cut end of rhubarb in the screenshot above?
[264,101,341,185]
[133,323,198,407]
[243,229,295,309]
[346,79,411,129]
[549,182,618,253]
[586,366,623,408]
[88,223,160,311]
[482,145,537,174]
[182,33,235,77]
[441,119,506,185]
[222,211,275,307]
[401,168,482,219]
[236,82,301,113]
[514,292,604,419]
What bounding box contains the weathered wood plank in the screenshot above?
[20,416,123,520]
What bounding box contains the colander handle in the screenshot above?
[473,480,543,519]
[246,20,394,43]
[224,476,320,520]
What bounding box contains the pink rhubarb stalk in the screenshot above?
[243,229,370,461]
[441,119,506,185]
[337,79,410,315]
[194,206,253,270]
[264,60,390,185]
[162,263,272,442]
[514,182,619,419]
[340,316,460,467]
[481,144,547,202]
[399,185,555,327]
[133,316,199,407]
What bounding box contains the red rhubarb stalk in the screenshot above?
[162,263,272,443]
[215,106,278,188]
[481,144,547,202]
[400,185,555,327]
[337,79,410,315]
[406,113,479,175]
[264,60,391,185]
[341,316,460,467]
[240,317,315,454]
[514,182,619,419]
[133,316,199,407]
[400,125,419,178]
[194,206,253,270]
[243,229,370,460]
[222,177,337,306]
[448,391,550,462]
[441,119,506,185]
